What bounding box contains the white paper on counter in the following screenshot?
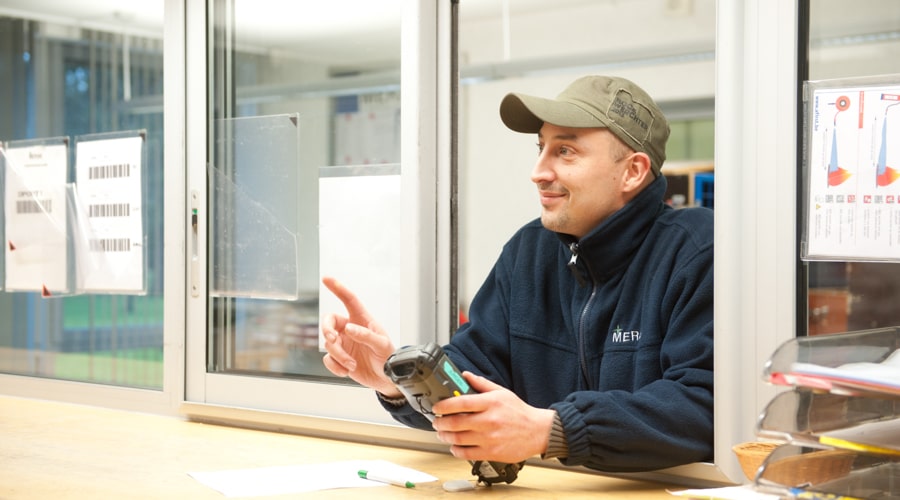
[189,459,436,498]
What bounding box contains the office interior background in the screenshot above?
[1,0,899,485]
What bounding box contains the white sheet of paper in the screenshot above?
[790,347,900,392]
[668,485,780,500]
[3,142,69,293]
[75,135,144,292]
[318,169,405,347]
[188,459,437,498]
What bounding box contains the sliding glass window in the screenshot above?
[0,6,165,389]
[185,0,452,435]
[204,0,402,381]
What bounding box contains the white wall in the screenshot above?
[458,0,716,65]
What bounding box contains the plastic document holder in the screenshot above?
[753,328,900,499]
[763,327,900,398]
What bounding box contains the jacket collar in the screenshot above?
[557,175,668,282]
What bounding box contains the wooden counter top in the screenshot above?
[0,395,684,499]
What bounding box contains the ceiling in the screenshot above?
[0,0,610,41]
[2,0,897,51]
[0,0,695,75]
[0,0,163,37]
[3,0,896,84]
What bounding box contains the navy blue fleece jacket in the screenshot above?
[380,175,714,473]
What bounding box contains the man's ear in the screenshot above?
[622,152,653,193]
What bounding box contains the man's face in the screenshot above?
[532,124,632,239]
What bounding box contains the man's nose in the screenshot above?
[531,151,554,184]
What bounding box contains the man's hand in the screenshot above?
[320,276,400,397]
[430,372,556,464]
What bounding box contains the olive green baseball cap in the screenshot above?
[499,75,670,176]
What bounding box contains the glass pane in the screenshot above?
[805,0,900,336]
[207,0,402,378]
[667,121,690,160]
[0,8,165,388]
[210,114,302,300]
[666,119,714,162]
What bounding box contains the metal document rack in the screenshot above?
[755,327,900,498]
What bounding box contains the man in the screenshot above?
[321,75,714,473]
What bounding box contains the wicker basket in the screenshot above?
[732,441,856,486]
[733,441,779,480]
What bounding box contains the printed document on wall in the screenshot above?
[75,134,145,293]
[804,76,900,261]
[2,139,69,293]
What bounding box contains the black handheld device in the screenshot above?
[384,342,525,485]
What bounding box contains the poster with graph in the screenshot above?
[803,75,900,261]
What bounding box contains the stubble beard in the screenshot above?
[541,208,570,234]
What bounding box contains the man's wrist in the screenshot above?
[376,390,407,406]
[542,411,569,459]
[375,377,404,400]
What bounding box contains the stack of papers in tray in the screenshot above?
[774,348,900,397]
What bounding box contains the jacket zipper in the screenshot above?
[567,242,587,287]
[569,242,597,388]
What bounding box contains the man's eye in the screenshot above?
[536,143,544,154]
[559,146,571,155]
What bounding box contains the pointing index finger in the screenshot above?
[322,276,371,316]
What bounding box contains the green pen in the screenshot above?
[358,469,416,488]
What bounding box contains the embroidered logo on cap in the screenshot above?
[607,89,653,145]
